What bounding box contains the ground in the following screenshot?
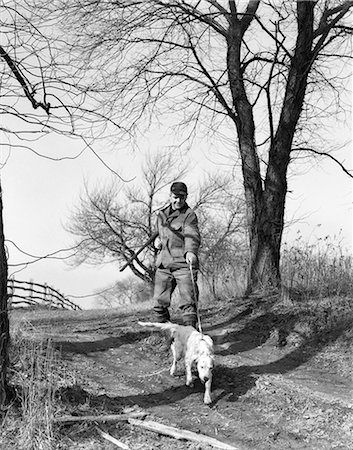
[10,298,353,449]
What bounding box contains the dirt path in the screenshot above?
[21,303,353,449]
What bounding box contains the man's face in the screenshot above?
[170,192,187,210]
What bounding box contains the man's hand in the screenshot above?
[185,252,197,266]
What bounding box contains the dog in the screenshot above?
[138,321,214,404]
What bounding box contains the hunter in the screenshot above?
[153,181,201,328]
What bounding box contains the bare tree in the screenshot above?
[67,152,244,287]
[0,1,125,410]
[30,0,352,296]
[0,181,10,414]
[67,152,187,283]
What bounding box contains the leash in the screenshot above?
[189,262,203,335]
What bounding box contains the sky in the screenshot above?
[1,119,352,309]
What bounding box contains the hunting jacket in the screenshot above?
[155,203,201,269]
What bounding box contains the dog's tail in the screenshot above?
[138,321,178,332]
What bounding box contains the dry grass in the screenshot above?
[281,232,352,299]
[199,232,353,303]
[1,322,80,450]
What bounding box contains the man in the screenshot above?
[153,181,201,328]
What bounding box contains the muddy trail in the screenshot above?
[20,302,353,449]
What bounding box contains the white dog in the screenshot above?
[138,321,215,404]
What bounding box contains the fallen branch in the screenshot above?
[128,418,239,450]
[96,427,131,449]
[54,411,146,424]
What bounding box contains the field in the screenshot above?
[3,292,353,449]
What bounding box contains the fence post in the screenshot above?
[43,283,50,308]
[43,283,48,306]
[58,290,65,309]
[49,286,54,309]
[28,279,34,305]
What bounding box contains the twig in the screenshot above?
[96,426,130,449]
[54,411,146,424]
[292,146,353,178]
[139,368,169,377]
[128,418,239,450]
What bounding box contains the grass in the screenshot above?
[1,321,81,450]
[14,339,55,449]
[199,232,353,303]
[11,297,155,326]
[281,232,352,299]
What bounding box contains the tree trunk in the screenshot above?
[227,1,315,297]
[0,178,10,415]
[245,141,289,296]
[245,0,315,296]
[246,199,284,295]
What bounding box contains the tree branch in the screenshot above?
[0,45,50,114]
[240,0,261,35]
[312,1,353,60]
[292,147,353,178]
[162,0,228,37]
[187,37,236,121]
[206,0,230,19]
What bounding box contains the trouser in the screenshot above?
[153,266,199,326]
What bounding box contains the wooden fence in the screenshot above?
[8,278,81,311]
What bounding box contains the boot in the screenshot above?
[153,306,170,323]
[183,316,197,329]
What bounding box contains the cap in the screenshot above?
[170,181,188,195]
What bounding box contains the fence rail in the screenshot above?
[8,278,81,311]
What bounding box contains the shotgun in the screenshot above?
[119,232,159,272]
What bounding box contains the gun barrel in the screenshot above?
[119,232,158,272]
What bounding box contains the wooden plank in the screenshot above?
[10,298,37,306]
[128,418,240,450]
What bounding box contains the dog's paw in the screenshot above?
[204,394,212,405]
[170,364,184,377]
[186,378,194,387]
